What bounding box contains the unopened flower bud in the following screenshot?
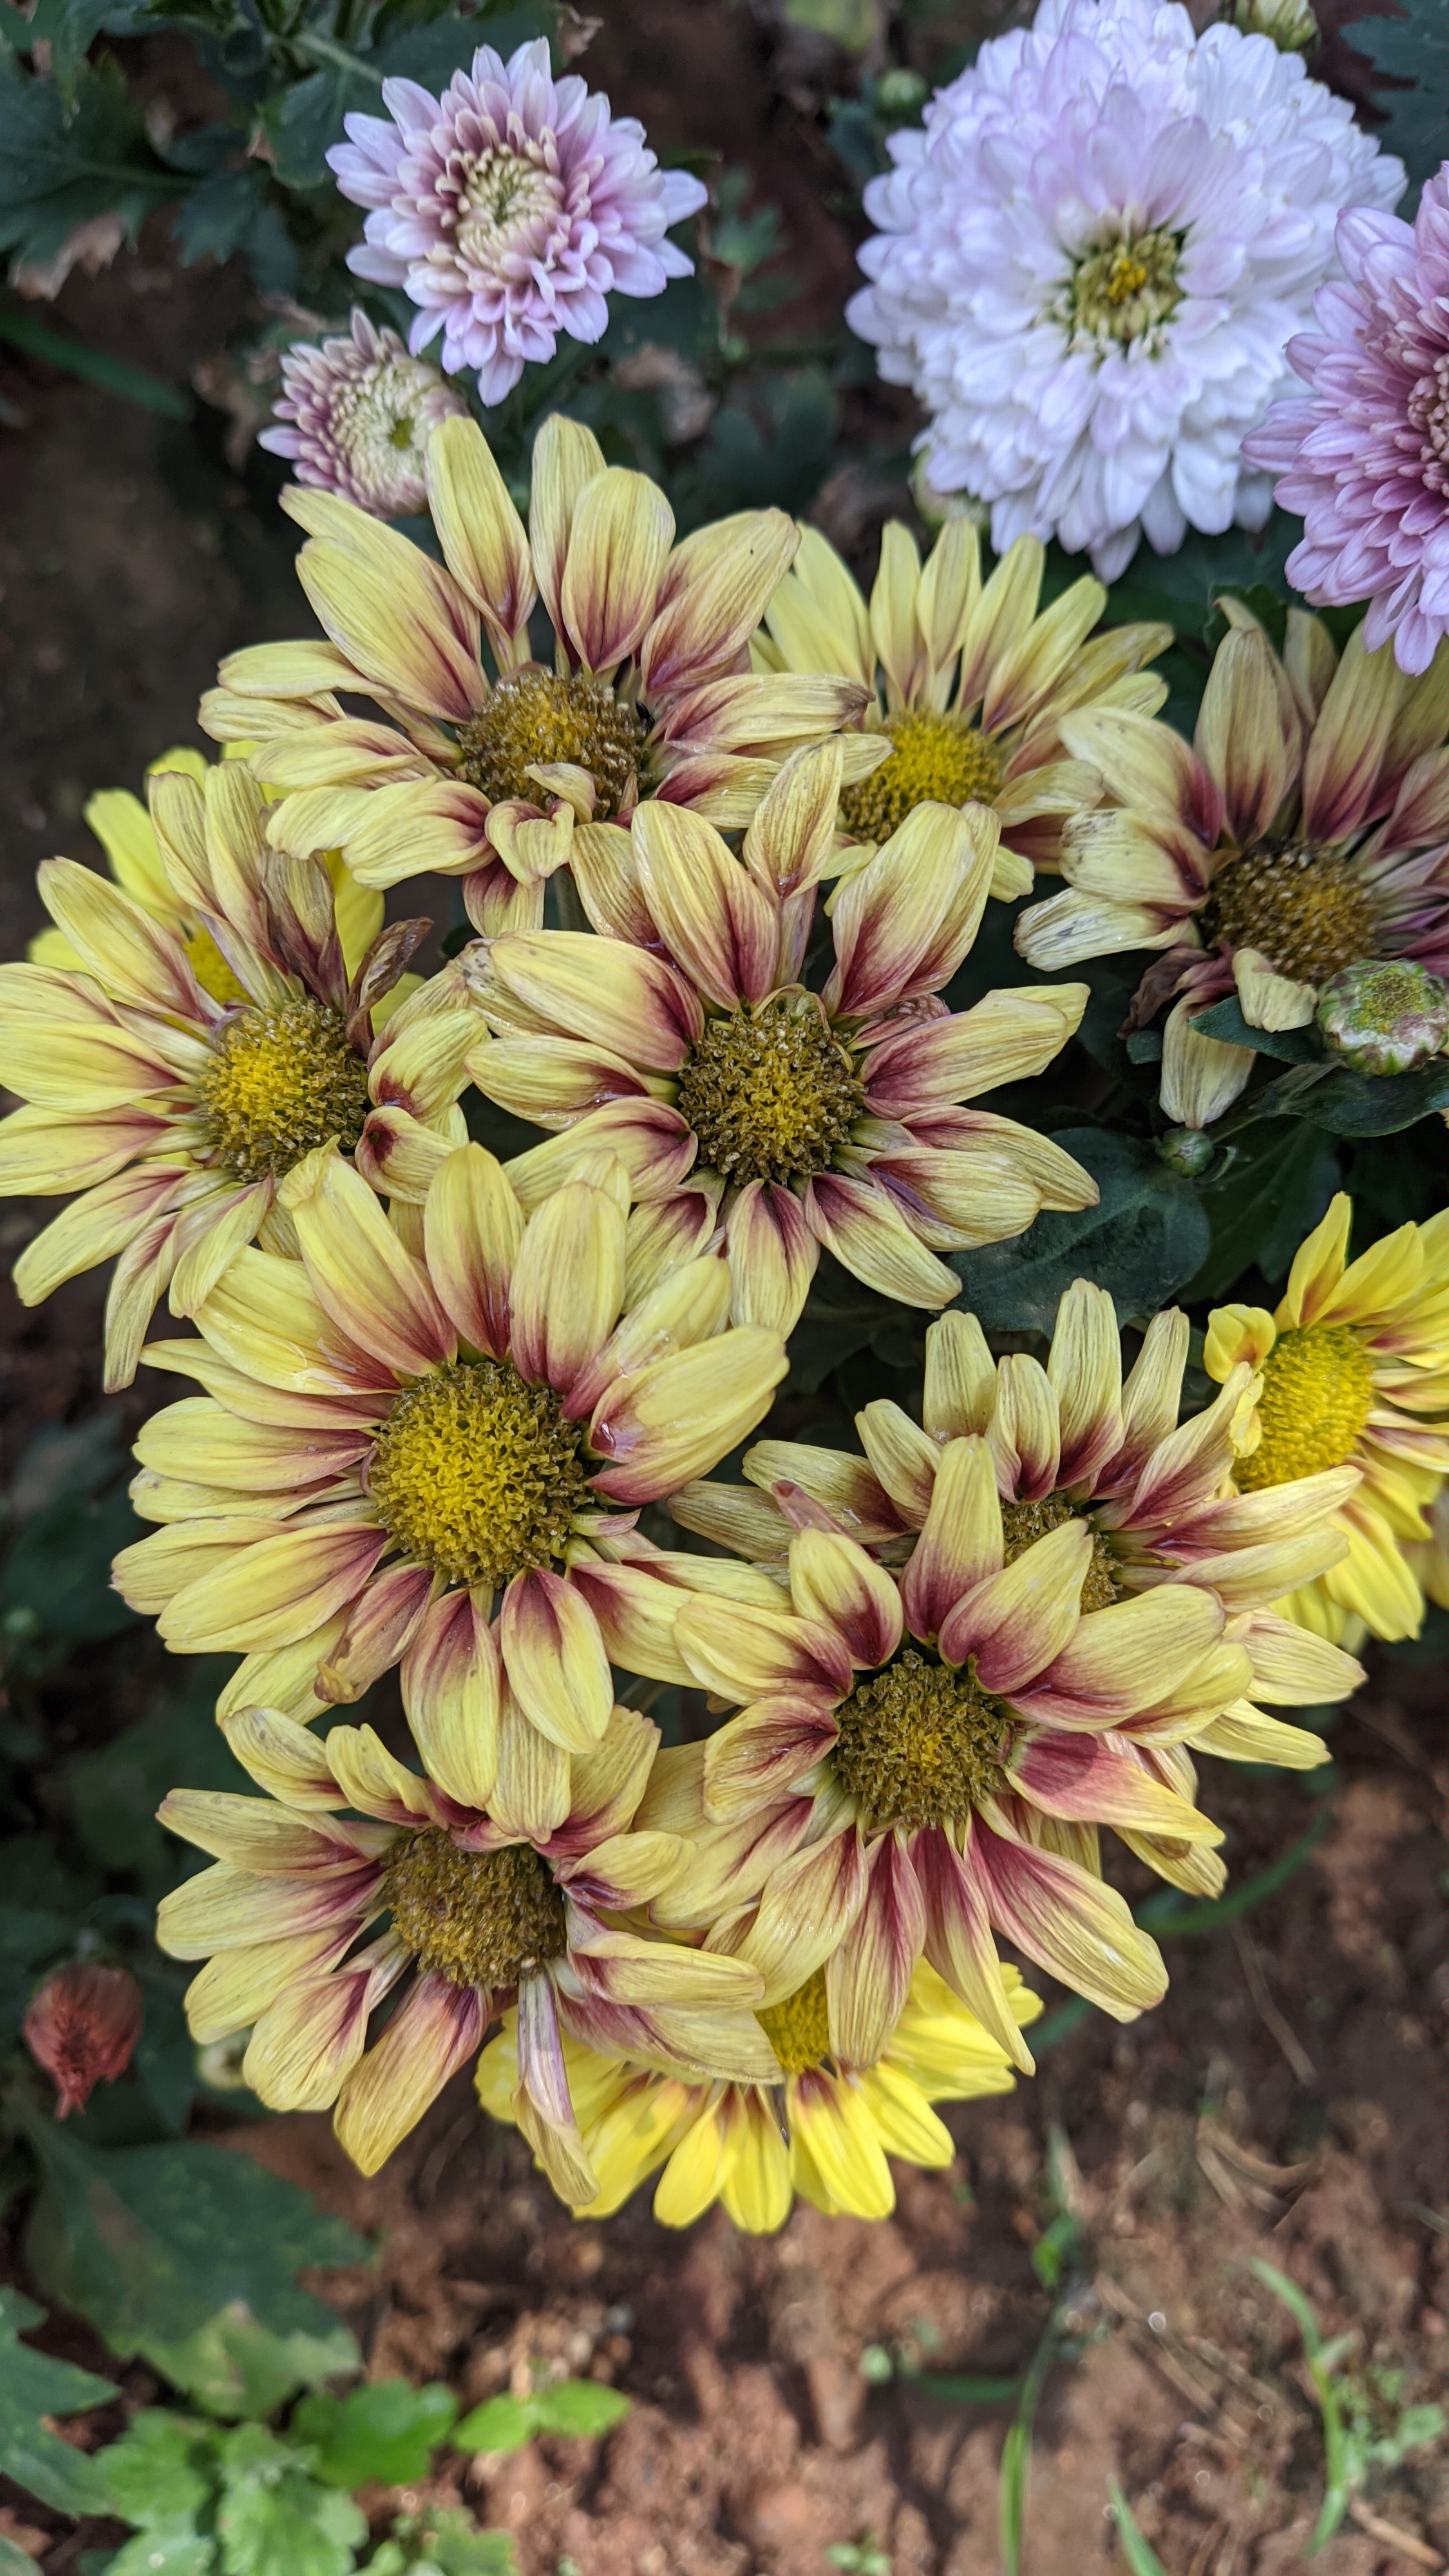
[876,67,928,116]
[1224,0,1317,50]
[260,310,468,520]
[24,1964,143,2117]
[1316,958,1449,1077]
[1157,1124,1216,1176]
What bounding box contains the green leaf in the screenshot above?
[378,2508,518,2574]
[909,2371,1024,2405]
[107,2535,215,2575]
[1182,1119,1341,1302]
[1250,1055,1449,1136]
[0,2538,48,2576]
[1191,994,1318,1065]
[295,2377,458,2488]
[0,1902,71,2030]
[1106,2479,1170,2576]
[785,1252,897,1392]
[0,2287,116,2515]
[0,1414,144,1642]
[14,0,116,106]
[948,1130,1211,1331]
[451,2394,535,2455]
[528,2380,630,2438]
[24,2124,368,2418]
[215,2423,367,2576]
[0,53,179,271]
[1345,0,1448,204]
[67,1658,245,1893]
[0,303,191,415]
[100,2408,216,2530]
[259,6,547,190]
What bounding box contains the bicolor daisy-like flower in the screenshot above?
[157,1698,769,2192]
[202,413,875,918]
[114,1142,788,1766]
[1245,170,1449,679]
[1016,609,1449,1125]
[0,762,470,1390]
[846,0,1401,580]
[667,1286,1362,1982]
[478,1955,1039,2231]
[260,309,468,519]
[329,39,707,402]
[752,520,1171,887]
[465,743,1096,1336]
[1208,1195,1449,1645]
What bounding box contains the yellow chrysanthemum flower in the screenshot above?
[752,519,1171,893]
[1207,1195,1449,1643]
[113,1142,788,1767]
[478,1957,1039,2232]
[157,1698,770,2193]
[0,761,473,1388]
[200,415,885,925]
[466,742,1095,1336]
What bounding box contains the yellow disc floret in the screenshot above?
[1001,1491,1125,1612]
[1206,842,1381,984]
[381,1829,567,1987]
[838,708,1003,843]
[368,1358,591,1591]
[757,1966,832,2075]
[1235,1323,1376,1490]
[676,994,864,1188]
[833,1649,1010,1828]
[198,996,370,1183]
[1065,227,1184,346]
[456,668,648,816]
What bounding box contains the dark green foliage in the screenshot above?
[949,1131,1212,1331]
[1183,1122,1342,1301]
[1342,0,1449,204]
[453,2376,631,2450]
[0,2287,116,2514]
[293,2378,460,2487]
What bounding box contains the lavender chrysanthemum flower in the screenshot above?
[259,310,467,518]
[1245,169,1449,677]
[846,0,1403,580]
[327,37,708,403]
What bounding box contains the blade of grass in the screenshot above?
[1107,2479,1170,2575]
[998,2329,1056,2576]
[1251,2259,1351,2551]
[911,2371,1025,2405]
[0,310,192,418]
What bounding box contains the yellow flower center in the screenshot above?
[833,1649,1010,1829]
[676,995,864,1188]
[184,923,249,1006]
[1065,228,1184,346]
[455,144,564,267]
[456,670,648,816]
[368,1359,591,1591]
[1234,1323,1375,1489]
[757,1967,831,2076]
[838,708,1003,844]
[198,996,370,1184]
[1000,1492,1125,1613]
[381,1829,568,1988]
[1206,842,1381,984]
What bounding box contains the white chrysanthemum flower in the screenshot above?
[260,310,467,518]
[846,0,1403,579]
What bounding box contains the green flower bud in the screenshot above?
[875,66,928,115]
[1224,0,1317,52]
[1157,1125,1217,1177]
[1316,958,1449,1077]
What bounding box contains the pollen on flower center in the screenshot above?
[381,1829,568,1989]
[198,996,370,1184]
[757,1967,831,2076]
[838,708,1003,843]
[455,670,648,817]
[454,144,564,267]
[1234,1323,1375,1488]
[368,1358,591,1591]
[1000,1491,1126,1612]
[1204,840,1381,983]
[1063,227,1184,347]
[833,1649,1011,1828]
[676,996,866,1188]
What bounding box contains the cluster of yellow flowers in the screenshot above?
[2,417,1444,2234]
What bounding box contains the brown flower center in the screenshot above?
[381,1829,568,1989]
[1000,1491,1126,1612]
[1204,842,1381,984]
[368,1358,591,1591]
[198,996,370,1184]
[676,994,865,1188]
[833,1649,1011,1829]
[756,1967,831,2075]
[838,707,1003,843]
[456,670,648,815]
[1234,1323,1375,1489]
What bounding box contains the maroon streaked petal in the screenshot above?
[969,1817,1168,2019]
[786,1527,903,1671]
[723,1180,819,1335]
[913,1821,1032,2070]
[632,800,782,1010]
[316,1559,433,1705]
[703,1695,838,1821]
[938,1517,1090,1691]
[900,1436,1003,1643]
[824,1827,925,2067]
[332,1969,488,2176]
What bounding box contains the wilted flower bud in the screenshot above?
[259,309,468,520]
[1224,0,1317,50]
[1316,958,1449,1077]
[1157,1124,1217,1177]
[24,1963,144,2117]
